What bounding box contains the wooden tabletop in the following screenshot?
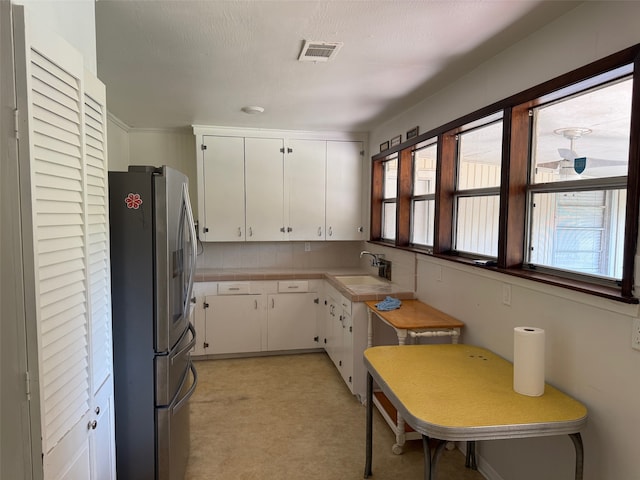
[365,299,465,330]
[364,344,588,441]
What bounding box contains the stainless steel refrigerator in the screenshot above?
[109,165,198,480]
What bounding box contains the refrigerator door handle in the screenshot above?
[182,182,197,316]
[172,322,197,361]
[173,361,198,414]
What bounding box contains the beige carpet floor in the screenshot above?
[186,352,486,480]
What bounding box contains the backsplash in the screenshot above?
[196,241,364,270]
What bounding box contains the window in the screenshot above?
[411,139,437,247]
[453,118,503,257]
[382,155,398,241]
[368,44,640,302]
[527,76,632,281]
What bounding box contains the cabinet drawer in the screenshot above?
[277,280,308,293]
[218,282,250,295]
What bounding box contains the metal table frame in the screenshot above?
[363,345,587,480]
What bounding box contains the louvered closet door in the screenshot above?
[14,8,92,479]
[84,71,116,480]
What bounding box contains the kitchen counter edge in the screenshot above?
[195,268,414,303]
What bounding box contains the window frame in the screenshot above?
[368,44,640,303]
[451,117,503,259]
[380,154,399,242]
[410,138,438,248]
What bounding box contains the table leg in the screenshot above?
[452,327,460,344]
[465,441,477,469]
[393,413,406,454]
[364,372,373,478]
[569,433,584,480]
[422,436,446,480]
[422,436,431,480]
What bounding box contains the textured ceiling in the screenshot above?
[96,1,581,132]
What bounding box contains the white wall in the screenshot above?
[14,0,96,74]
[105,119,198,216]
[106,114,130,172]
[368,2,640,479]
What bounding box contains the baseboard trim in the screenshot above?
[457,442,505,480]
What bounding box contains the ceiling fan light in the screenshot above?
[553,127,592,140]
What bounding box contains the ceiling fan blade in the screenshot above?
[584,157,627,168]
[536,160,562,170]
[558,147,577,160]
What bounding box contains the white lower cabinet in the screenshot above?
[323,282,368,401]
[267,292,319,351]
[206,294,265,354]
[192,280,321,356]
[324,285,353,388]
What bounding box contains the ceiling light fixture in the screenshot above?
[241,105,265,114]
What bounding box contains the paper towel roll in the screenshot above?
[513,327,545,396]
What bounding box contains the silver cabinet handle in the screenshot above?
[249,227,253,237]
[318,227,322,237]
[95,406,100,415]
[237,227,242,237]
[88,420,97,430]
[254,299,258,309]
[328,226,333,237]
[271,298,275,308]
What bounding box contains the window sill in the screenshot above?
[368,241,638,305]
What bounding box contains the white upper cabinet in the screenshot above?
[286,139,326,240]
[245,137,286,241]
[194,127,366,242]
[326,140,364,240]
[201,136,245,241]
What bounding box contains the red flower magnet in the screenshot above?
[125,193,143,209]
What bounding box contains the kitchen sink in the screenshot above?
[334,275,389,286]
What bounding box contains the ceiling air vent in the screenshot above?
[298,41,343,62]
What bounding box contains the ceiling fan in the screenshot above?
[537,127,626,174]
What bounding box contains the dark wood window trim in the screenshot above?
[369,44,640,304]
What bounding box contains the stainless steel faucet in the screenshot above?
[360,250,384,267]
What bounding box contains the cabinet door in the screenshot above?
[205,295,264,354]
[201,136,246,241]
[340,310,354,391]
[191,282,217,356]
[286,140,326,240]
[324,293,341,368]
[267,293,318,351]
[245,137,285,241]
[326,141,363,240]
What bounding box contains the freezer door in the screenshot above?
[155,323,196,407]
[155,166,197,352]
[156,361,197,480]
